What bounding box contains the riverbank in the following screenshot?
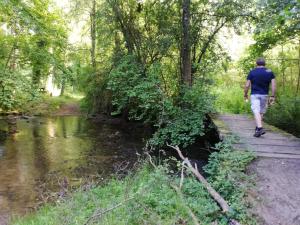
[0,115,148,225]
[0,94,83,117]
[11,138,256,225]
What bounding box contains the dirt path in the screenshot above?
[54,102,81,116]
[248,158,300,225]
[215,114,300,225]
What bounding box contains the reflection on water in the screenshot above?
[0,116,145,222]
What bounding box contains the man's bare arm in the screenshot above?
[269,78,276,104]
[244,80,251,99]
[271,79,276,97]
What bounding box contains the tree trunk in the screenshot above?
[90,0,96,70]
[181,0,192,87]
[60,79,65,96]
[32,39,46,86]
[9,19,18,71]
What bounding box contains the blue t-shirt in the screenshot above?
[247,67,275,95]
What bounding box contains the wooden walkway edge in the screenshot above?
[213,114,300,225]
[212,114,300,159]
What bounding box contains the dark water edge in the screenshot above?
[0,116,148,223]
[0,115,220,224]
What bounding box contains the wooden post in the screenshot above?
[296,40,300,96]
[281,45,285,91]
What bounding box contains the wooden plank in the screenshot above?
[233,144,300,155]
[215,114,300,159]
[254,152,300,159]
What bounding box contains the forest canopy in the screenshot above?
[1,0,299,140]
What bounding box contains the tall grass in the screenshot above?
[214,85,251,114]
[265,96,300,137]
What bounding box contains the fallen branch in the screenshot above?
[146,148,241,225]
[146,152,199,224]
[180,161,185,189]
[167,144,231,213]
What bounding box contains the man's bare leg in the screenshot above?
[261,113,264,124]
[254,112,262,128]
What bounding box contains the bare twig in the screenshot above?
[167,144,231,213]
[180,162,186,189]
[84,196,135,225]
[145,152,157,168]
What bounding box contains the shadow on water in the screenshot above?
[0,116,147,223]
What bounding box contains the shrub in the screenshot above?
[107,55,215,149]
[265,96,300,137]
[149,81,214,148]
[0,69,39,112]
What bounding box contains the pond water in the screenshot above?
[0,116,146,223]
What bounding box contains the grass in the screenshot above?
[12,138,256,225]
[21,93,83,116]
[265,96,300,137]
[214,85,252,115]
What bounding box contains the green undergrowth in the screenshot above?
[21,94,82,116]
[265,96,300,137]
[214,85,252,115]
[12,139,256,225]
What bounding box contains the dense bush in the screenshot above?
[0,69,39,111]
[149,82,215,148]
[265,96,300,137]
[107,55,163,123]
[105,56,215,148]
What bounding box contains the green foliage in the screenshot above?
[0,69,37,111]
[0,0,73,112]
[204,138,256,224]
[265,96,300,137]
[12,139,256,225]
[12,163,217,225]
[149,81,215,148]
[107,55,163,122]
[214,85,251,114]
[21,95,80,116]
[212,65,251,115]
[240,0,299,72]
[106,55,215,148]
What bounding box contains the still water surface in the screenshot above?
[0,116,145,222]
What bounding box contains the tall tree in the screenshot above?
[90,0,97,70]
[181,0,192,86]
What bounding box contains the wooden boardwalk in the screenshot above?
[214,114,300,159]
[214,114,300,225]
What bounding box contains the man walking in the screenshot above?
[244,58,276,137]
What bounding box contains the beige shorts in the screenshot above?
[251,94,268,114]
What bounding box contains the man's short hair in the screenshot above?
[256,58,266,66]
